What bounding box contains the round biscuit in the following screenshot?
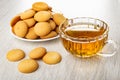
[42,51,62,64]
[40,31,57,39]
[18,59,39,73]
[25,27,38,39]
[34,11,51,22]
[20,10,36,19]
[34,22,51,36]
[53,13,66,25]
[23,18,36,27]
[32,2,49,11]
[6,49,25,62]
[29,47,46,59]
[14,21,28,38]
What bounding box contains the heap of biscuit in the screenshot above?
[10,2,66,40]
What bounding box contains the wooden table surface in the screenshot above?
[0,0,120,80]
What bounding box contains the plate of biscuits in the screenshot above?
[10,2,66,42]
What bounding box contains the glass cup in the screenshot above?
[59,17,118,58]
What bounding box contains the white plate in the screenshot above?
[11,30,59,42]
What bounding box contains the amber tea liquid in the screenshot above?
[61,23,108,57]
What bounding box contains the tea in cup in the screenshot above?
[59,17,117,58]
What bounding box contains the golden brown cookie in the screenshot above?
[40,31,57,39]
[53,13,66,25]
[18,59,39,73]
[29,47,46,59]
[23,18,36,27]
[34,22,51,36]
[49,20,56,30]
[10,15,21,27]
[6,49,25,62]
[25,27,38,39]
[42,51,62,64]
[34,11,51,22]
[32,2,49,11]
[20,10,36,19]
[14,21,28,38]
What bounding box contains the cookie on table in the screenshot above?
[29,47,46,59]
[18,59,39,73]
[42,51,62,64]
[6,49,25,62]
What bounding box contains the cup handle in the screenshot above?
[97,40,118,57]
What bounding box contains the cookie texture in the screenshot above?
[14,21,28,38]
[53,13,66,25]
[29,47,46,59]
[42,51,62,64]
[20,10,36,19]
[18,59,39,73]
[49,20,56,30]
[32,2,49,11]
[40,31,57,39]
[6,49,25,62]
[23,18,36,27]
[25,27,38,39]
[34,11,51,22]
[34,22,51,36]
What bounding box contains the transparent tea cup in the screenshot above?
[59,17,118,58]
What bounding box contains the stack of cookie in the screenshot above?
[10,2,66,40]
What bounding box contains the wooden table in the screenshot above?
[0,0,120,80]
